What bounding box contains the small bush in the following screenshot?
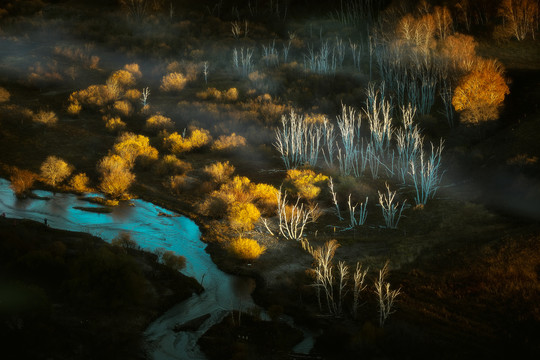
[123,63,142,78]
[124,88,142,102]
[162,250,186,271]
[211,133,247,151]
[40,156,73,186]
[66,101,82,116]
[203,161,235,183]
[33,110,58,126]
[107,69,136,88]
[228,237,266,261]
[113,100,132,116]
[146,114,174,132]
[9,168,36,196]
[285,169,328,200]
[160,72,188,93]
[169,174,197,194]
[164,128,212,153]
[223,87,239,102]
[196,87,222,100]
[228,202,261,232]
[252,183,279,216]
[113,132,159,166]
[70,85,116,108]
[0,87,10,103]
[155,155,192,175]
[104,116,127,132]
[69,172,90,193]
[111,232,138,250]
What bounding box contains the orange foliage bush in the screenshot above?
[107,70,136,88]
[9,168,36,196]
[67,101,82,116]
[69,172,91,193]
[145,114,174,132]
[285,169,328,200]
[204,161,235,183]
[160,72,188,93]
[0,87,10,103]
[227,202,261,232]
[33,110,58,126]
[251,183,279,216]
[104,116,127,132]
[440,33,477,73]
[113,132,159,166]
[124,88,141,102]
[155,155,192,175]
[164,128,212,153]
[113,100,132,116]
[70,85,117,108]
[228,237,266,261]
[452,59,510,124]
[211,133,247,151]
[123,63,142,78]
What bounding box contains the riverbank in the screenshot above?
[0,217,202,360]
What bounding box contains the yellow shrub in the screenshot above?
[124,88,141,102]
[196,87,222,100]
[155,155,192,175]
[113,132,159,166]
[33,110,58,126]
[67,101,82,116]
[104,116,127,132]
[252,183,279,215]
[123,63,142,78]
[228,237,266,261]
[223,87,239,102]
[113,100,132,116]
[146,114,174,132]
[211,133,247,151]
[228,202,261,232]
[304,113,328,124]
[285,169,328,200]
[219,176,254,204]
[69,172,90,193]
[107,69,136,88]
[204,161,235,183]
[70,85,116,107]
[0,87,10,103]
[160,72,188,93]
[164,128,212,153]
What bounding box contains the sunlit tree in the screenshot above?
[97,155,135,198]
[40,156,73,186]
[498,0,539,40]
[452,59,510,124]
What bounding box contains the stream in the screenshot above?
[0,178,314,359]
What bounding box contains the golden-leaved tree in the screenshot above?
[452,59,510,124]
[40,156,73,186]
[97,155,135,198]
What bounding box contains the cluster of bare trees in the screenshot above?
[306,239,400,327]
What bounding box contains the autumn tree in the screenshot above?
[498,0,539,40]
[40,156,74,186]
[452,59,510,124]
[9,168,36,196]
[228,237,266,261]
[113,132,158,166]
[97,155,135,198]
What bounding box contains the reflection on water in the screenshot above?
[0,178,313,359]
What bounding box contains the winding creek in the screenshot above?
[0,178,314,359]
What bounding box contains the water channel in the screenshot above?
[0,178,314,359]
